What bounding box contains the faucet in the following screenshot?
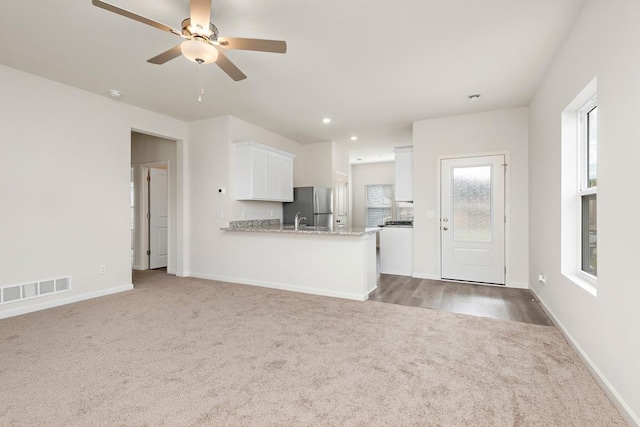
[294,212,307,231]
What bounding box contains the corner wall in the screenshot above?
[186,115,305,278]
[412,107,529,285]
[528,1,640,423]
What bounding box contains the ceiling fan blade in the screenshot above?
[214,48,247,81]
[92,0,181,36]
[190,0,212,30]
[218,37,287,54]
[147,45,183,65]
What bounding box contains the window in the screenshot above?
[365,185,414,227]
[561,77,597,294]
[579,99,597,276]
[366,184,393,227]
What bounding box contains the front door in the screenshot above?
[441,155,505,285]
[149,167,168,269]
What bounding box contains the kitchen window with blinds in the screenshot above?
[366,184,393,227]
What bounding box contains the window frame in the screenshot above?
[576,96,597,280]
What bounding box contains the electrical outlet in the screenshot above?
[537,274,546,284]
[99,265,106,275]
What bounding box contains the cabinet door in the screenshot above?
[280,156,293,201]
[251,148,268,199]
[395,151,413,201]
[234,142,294,201]
[266,152,281,199]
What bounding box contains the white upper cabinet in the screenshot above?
[234,141,295,201]
[394,146,413,202]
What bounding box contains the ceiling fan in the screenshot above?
[92,0,287,81]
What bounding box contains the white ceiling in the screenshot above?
[0,0,585,163]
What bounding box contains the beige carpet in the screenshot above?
[0,270,626,426]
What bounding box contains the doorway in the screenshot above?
[440,155,505,285]
[334,172,348,227]
[131,131,176,272]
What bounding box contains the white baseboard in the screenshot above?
[412,272,440,280]
[132,265,144,271]
[187,272,368,302]
[508,281,529,289]
[0,284,134,320]
[530,288,639,427]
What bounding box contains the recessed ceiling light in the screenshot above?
[350,136,358,141]
[322,118,332,124]
[109,89,122,98]
[468,93,481,102]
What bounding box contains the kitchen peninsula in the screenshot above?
[221,220,378,301]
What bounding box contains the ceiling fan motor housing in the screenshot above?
[181,18,219,41]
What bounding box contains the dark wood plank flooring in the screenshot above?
[369,274,553,326]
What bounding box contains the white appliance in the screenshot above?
[379,222,413,276]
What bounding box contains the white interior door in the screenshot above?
[334,172,348,227]
[149,167,168,269]
[441,155,505,285]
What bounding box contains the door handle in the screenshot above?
[443,226,449,231]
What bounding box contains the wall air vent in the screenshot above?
[0,277,71,305]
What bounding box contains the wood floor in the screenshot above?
[369,274,554,326]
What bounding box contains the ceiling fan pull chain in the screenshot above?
[197,58,204,102]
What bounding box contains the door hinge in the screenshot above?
[146,175,151,182]
[147,250,151,256]
[504,215,507,223]
[147,212,150,219]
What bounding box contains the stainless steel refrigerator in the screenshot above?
[283,187,333,227]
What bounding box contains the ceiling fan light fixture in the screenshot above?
[181,39,218,64]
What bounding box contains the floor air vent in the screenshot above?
[1,277,71,305]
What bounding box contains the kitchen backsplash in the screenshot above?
[229,219,280,229]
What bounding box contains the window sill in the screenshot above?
[562,271,597,297]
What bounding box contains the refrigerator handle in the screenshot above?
[314,190,319,214]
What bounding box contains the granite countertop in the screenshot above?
[221,225,379,236]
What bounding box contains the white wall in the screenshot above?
[0,65,187,318]
[529,1,640,423]
[187,115,302,276]
[412,107,529,286]
[298,141,333,188]
[350,162,395,228]
[130,132,177,272]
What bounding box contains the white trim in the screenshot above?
[412,272,440,280]
[132,264,145,271]
[508,281,528,289]
[187,272,369,302]
[531,288,639,427]
[0,284,133,320]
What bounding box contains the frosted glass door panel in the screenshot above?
[453,166,492,242]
